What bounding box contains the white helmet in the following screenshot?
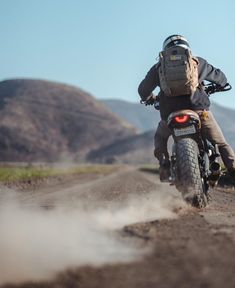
[163,35,190,50]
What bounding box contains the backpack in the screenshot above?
[158,46,199,97]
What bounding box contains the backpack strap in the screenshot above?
[158,52,172,96]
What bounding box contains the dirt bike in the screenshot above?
[141,83,232,208]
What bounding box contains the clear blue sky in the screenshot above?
[1,0,235,108]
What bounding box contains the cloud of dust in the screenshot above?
[0,192,141,285]
[0,184,186,285]
[96,186,187,230]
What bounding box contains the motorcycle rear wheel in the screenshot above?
[175,138,207,208]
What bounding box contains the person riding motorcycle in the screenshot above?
[138,35,235,181]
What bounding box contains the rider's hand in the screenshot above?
[145,93,156,105]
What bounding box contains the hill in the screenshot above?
[0,79,136,162]
[102,100,235,144]
[92,99,235,164]
[102,99,160,132]
[87,130,156,164]
[209,102,235,147]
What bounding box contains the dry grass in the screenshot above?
[0,164,118,183]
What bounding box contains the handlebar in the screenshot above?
[140,99,151,105]
[204,83,232,95]
[140,83,232,106]
[140,93,160,106]
[140,97,160,110]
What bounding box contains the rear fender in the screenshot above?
[167,110,201,143]
[167,109,201,129]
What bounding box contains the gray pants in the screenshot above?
[154,111,235,170]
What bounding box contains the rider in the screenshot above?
[138,34,235,181]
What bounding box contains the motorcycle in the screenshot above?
[141,83,232,208]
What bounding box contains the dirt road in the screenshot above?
[1,166,235,288]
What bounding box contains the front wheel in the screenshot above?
[175,138,207,208]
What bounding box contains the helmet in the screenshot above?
[163,35,190,50]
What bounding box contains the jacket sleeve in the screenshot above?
[138,64,159,100]
[198,57,227,87]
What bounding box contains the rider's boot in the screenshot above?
[159,157,171,182]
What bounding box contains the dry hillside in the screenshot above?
[0,79,136,162]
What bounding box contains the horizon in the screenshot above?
[1,76,234,111]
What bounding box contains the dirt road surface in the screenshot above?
[1,166,235,288]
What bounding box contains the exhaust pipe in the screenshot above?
[208,161,221,187]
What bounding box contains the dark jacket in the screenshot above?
[138,57,227,120]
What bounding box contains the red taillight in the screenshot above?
[174,115,189,123]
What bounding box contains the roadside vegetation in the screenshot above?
[0,164,119,184]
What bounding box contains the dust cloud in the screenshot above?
[0,184,186,285]
[96,188,186,229]
[0,198,141,284]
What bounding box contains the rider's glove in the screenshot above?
[145,93,156,105]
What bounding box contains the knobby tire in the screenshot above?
[176,138,207,208]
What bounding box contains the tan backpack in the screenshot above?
[158,46,199,97]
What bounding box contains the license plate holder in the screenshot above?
[174,125,196,137]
